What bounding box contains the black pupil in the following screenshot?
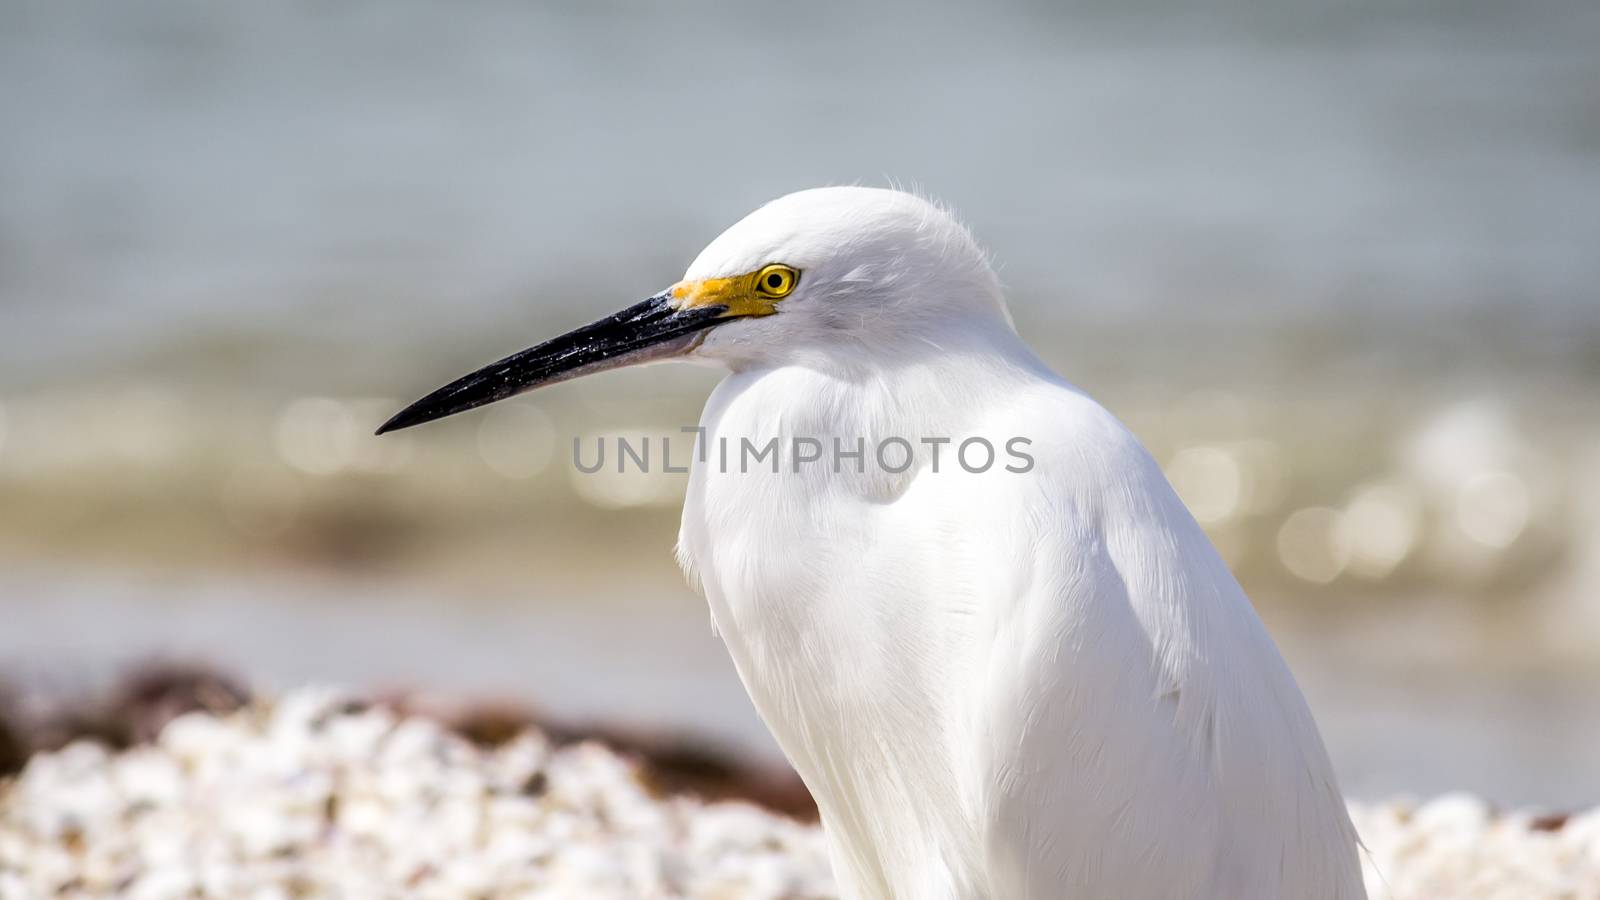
[767,274,782,288]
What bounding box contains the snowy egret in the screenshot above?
[379,187,1365,899]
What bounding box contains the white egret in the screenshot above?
[379,187,1365,899]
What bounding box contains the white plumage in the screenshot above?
[382,185,1366,899]
[675,188,1364,899]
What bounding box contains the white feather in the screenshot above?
[676,187,1364,899]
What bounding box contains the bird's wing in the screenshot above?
[971,390,1364,900]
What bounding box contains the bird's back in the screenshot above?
[680,355,1365,900]
[973,385,1365,899]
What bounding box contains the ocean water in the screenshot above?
[2,0,1597,384]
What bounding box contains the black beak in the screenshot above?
[376,291,727,435]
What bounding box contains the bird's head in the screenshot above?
[377,186,1008,434]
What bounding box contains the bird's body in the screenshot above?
[382,186,1365,899]
[682,334,1362,899]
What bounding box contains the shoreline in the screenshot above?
[4,679,1600,898]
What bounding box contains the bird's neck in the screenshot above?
[822,314,1061,428]
[702,314,1064,489]
[767,307,1049,384]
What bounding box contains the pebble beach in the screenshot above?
[2,688,1597,899]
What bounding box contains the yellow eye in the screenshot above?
[754,264,799,299]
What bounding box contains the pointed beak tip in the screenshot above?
[374,409,419,436]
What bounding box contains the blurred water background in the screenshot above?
[2,0,1599,806]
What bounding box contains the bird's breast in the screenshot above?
[677,366,1022,896]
